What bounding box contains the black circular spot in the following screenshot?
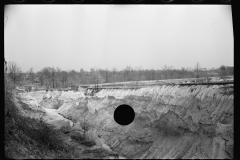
[114,104,135,126]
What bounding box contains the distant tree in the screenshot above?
[219,65,227,78]
[162,65,169,79]
[60,71,68,88]
[229,67,234,76]
[138,67,143,81]
[7,61,22,84]
[37,71,45,86]
[91,70,104,92]
[223,66,234,76]
[80,68,84,73]
[90,68,95,73]
[195,62,201,78]
[67,69,80,87]
[105,68,109,83]
[123,66,132,81]
[55,67,62,88]
[112,67,118,82]
[150,69,156,80]
[50,67,56,88]
[68,74,80,87]
[28,67,35,84]
[41,67,52,89]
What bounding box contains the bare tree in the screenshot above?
[60,71,68,88]
[162,65,169,79]
[123,66,132,81]
[134,66,143,81]
[55,67,61,88]
[105,68,109,83]
[37,71,45,86]
[41,67,52,89]
[7,61,22,84]
[28,67,35,84]
[91,70,104,93]
[51,67,56,88]
[80,115,91,138]
[195,62,201,78]
[112,67,117,82]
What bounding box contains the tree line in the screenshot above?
[5,61,234,89]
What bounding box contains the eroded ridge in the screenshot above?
[26,84,233,159]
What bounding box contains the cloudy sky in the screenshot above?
[4,5,233,72]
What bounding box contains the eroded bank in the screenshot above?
[26,84,233,159]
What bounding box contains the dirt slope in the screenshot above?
[29,84,234,159]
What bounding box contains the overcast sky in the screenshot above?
[4,5,233,72]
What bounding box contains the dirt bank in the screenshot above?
[16,92,123,159]
[29,84,234,159]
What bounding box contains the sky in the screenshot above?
[4,5,233,72]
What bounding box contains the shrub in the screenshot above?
[81,140,95,147]
[60,125,71,134]
[35,124,64,150]
[70,132,85,142]
[70,132,96,147]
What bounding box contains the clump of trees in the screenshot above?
[7,61,23,85]
[5,60,234,90]
[219,65,233,78]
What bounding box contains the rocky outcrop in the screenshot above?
[55,84,233,159]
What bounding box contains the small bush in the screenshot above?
[70,132,96,147]
[60,125,71,134]
[81,140,95,147]
[70,132,85,142]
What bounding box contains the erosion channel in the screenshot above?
[19,84,233,159]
